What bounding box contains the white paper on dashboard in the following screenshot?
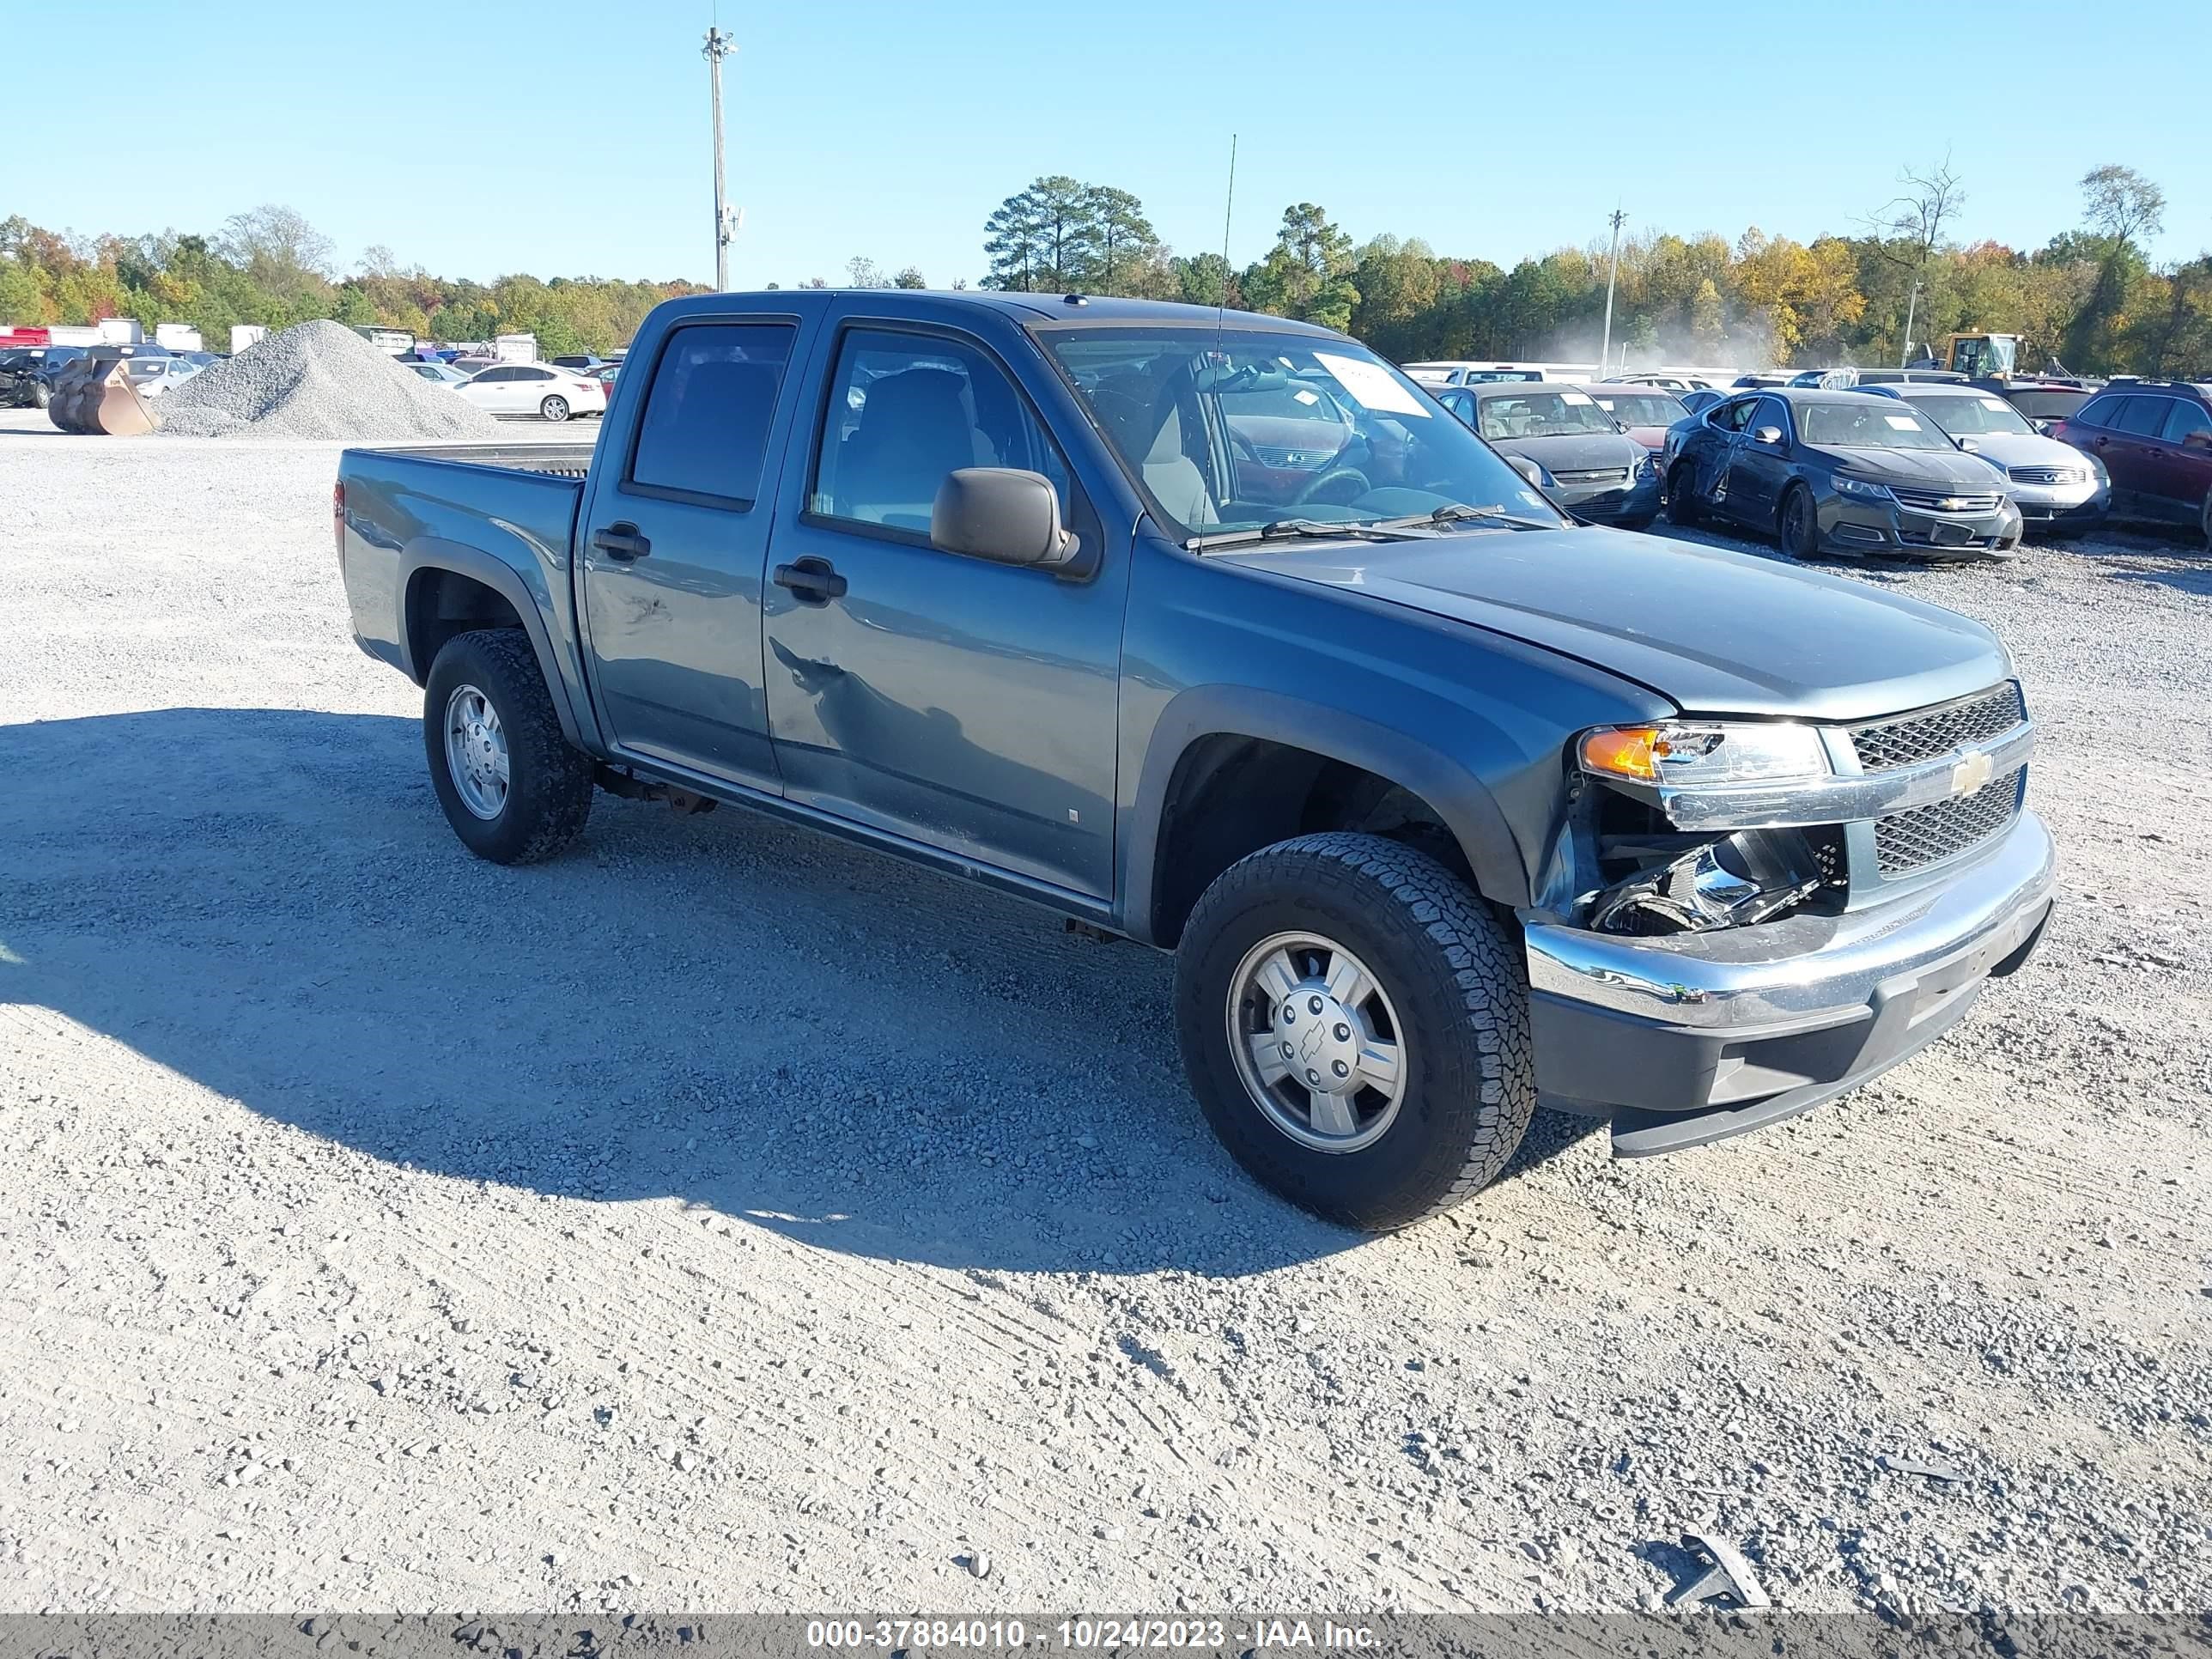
[1316,352,1431,416]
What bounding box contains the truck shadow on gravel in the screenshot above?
[0,708,1597,1276]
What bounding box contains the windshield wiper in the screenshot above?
[1184,517,1443,552]
[1367,501,1561,532]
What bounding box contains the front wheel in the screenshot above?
[1778,483,1819,559]
[1174,833,1535,1231]
[539,394,570,422]
[422,629,594,863]
[30,382,52,409]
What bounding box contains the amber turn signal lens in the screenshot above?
[1579,726,1663,781]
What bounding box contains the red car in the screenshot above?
[2049,380,2212,544]
[1580,384,1691,454]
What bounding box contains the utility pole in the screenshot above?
[1899,276,1923,368]
[1597,207,1627,375]
[702,26,736,290]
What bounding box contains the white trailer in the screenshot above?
[97,318,145,344]
[493,332,538,362]
[154,323,204,352]
[230,325,269,355]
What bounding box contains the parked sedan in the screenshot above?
[405,361,475,388]
[1864,383,2106,532]
[125,356,204,399]
[2047,380,2212,543]
[454,362,609,422]
[1434,383,1661,526]
[1666,388,2022,561]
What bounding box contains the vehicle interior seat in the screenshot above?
[1141,378,1220,529]
[836,368,988,530]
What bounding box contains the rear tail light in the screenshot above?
[332,480,345,562]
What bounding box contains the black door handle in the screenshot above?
[592,522,651,562]
[774,556,848,604]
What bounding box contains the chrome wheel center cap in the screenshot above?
[1275,988,1361,1093]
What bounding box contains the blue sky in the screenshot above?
[10,0,2206,287]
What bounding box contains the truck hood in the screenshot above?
[1216,527,2010,720]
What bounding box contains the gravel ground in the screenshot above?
[1,414,2207,1620]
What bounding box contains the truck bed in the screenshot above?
[337,442,596,690]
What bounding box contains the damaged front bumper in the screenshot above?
[1520,810,2056,1156]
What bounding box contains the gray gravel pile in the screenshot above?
[154,319,502,441]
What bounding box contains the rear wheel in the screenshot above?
[422,629,593,864]
[1174,833,1535,1231]
[539,394,570,422]
[1778,483,1819,559]
[30,382,51,409]
[1666,464,1702,527]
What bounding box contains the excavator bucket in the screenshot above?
[46,356,160,435]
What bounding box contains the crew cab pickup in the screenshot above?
[336,291,2056,1230]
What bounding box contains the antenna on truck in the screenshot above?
[1212,133,1237,355]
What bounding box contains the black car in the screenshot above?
[1433,382,1662,526]
[1666,387,2024,561]
[6,344,89,408]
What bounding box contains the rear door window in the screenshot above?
[2160,400,2211,445]
[627,321,795,507]
[2112,396,2170,437]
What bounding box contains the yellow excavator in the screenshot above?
[1941,332,2022,381]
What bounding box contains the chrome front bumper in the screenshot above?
[1521,811,2056,1153]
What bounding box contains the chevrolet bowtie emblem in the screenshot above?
[1951,751,1995,795]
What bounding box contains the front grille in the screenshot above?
[1891,487,2003,514]
[1850,684,2026,771]
[1874,769,2023,875]
[1553,467,1630,486]
[2008,465,2082,486]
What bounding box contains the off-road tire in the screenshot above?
[1778,483,1819,559]
[422,629,593,864]
[1666,464,1702,527]
[539,394,570,422]
[1174,832,1536,1231]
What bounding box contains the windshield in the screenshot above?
[1044,328,1563,541]
[1799,401,1955,451]
[1908,392,2033,437]
[1474,389,1620,441]
[1588,392,1686,428]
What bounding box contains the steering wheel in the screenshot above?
[1291,465,1373,507]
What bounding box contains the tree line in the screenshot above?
[976,162,2208,377]
[3,161,2203,377]
[0,205,709,356]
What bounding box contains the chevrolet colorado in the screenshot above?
[336,291,2055,1230]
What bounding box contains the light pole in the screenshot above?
[1899,276,1923,368]
[703,26,736,290]
[1597,207,1626,374]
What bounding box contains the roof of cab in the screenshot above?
[678,288,1345,336]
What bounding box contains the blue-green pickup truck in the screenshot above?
[336,291,2054,1230]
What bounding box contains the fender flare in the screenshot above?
[1122,684,1534,944]
[395,538,594,751]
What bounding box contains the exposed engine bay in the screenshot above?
[1572,789,1846,938]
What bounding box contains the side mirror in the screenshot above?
[2185,429,2212,453]
[1956,434,1982,453]
[1753,425,1784,447]
[1506,453,1548,489]
[931,468,1086,574]
[2034,419,2052,434]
